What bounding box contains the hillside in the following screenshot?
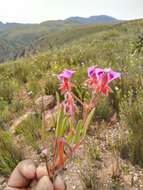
[31,19,143,53]
[0,15,119,63]
[0,20,80,63]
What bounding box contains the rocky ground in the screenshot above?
[63,123,143,190]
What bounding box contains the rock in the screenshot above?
[10,95,56,134]
[35,95,55,112]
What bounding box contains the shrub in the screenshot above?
[94,97,112,122]
[131,33,143,54]
[120,90,143,167]
[16,115,42,150]
[44,76,59,96]
[12,61,29,84]
[27,80,41,97]
[0,130,22,175]
[0,80,17,104]
[11,98,24,114]
[0,100,12,129]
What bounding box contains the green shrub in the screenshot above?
[94,97,112,122]
[11,98,24,114]
[131,33,143,54]
[0,100,12,129]
[120,90,143,167]
[27,80,41,97]
[0,80,17,104]
[0,130,22,175]
[12,61,29,83]
[16,115,42,149]
[44,76,58,96]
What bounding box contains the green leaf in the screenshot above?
[59,117,68,137]
[74,120,83,143]
[55,109,64,137]
[66,135,73,144]
[83,108,95,138]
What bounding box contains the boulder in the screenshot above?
[35,95,55,112]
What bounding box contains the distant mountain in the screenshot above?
[0,15,119,31]
[66,15,119,24]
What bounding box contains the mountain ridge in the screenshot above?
[0,15,119,28]
[66,15,119,24]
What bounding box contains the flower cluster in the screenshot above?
[57,70,75,94]
[57,69,77,118]
[42,66,121,181]
[87,66,121,96]
[58,66,121,117]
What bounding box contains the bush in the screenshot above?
[120,90,143,167]
[16,115,42,149]
[0,130,22,175]
[27,80,41,97]
[94,97,112,122]
[0,80,17,104]
[0,100,12,129]
[131,33,143,54]
[11,98,24,114]
[44,76,59,96]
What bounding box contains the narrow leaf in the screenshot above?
[74,120,83,143]
[83,108,95,138]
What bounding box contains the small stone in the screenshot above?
[35,95,55,111]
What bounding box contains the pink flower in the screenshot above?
[87,66,121,96]
[86,66,99,90]
[96,72,112,96]
[57,70,75,94]
[57,70,75,81]
[96,68,121,83]
[88,66,97,77]
[106,68,121,83]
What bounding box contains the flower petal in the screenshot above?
[107,69,121,82]
[88,66,96,77]
[95,68,104,80]
[57,70,75,81]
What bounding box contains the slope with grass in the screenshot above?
[31,19,143,53]
[0,20,81,63]
[0,15,119,63]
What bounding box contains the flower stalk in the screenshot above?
[42,66,121,179]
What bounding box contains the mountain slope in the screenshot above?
[0,20,80,63]
[30,19,143,54]
[0,15,119,63]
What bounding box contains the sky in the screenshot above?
[0,0,143,23]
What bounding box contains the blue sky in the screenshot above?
[0,0,142,23]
